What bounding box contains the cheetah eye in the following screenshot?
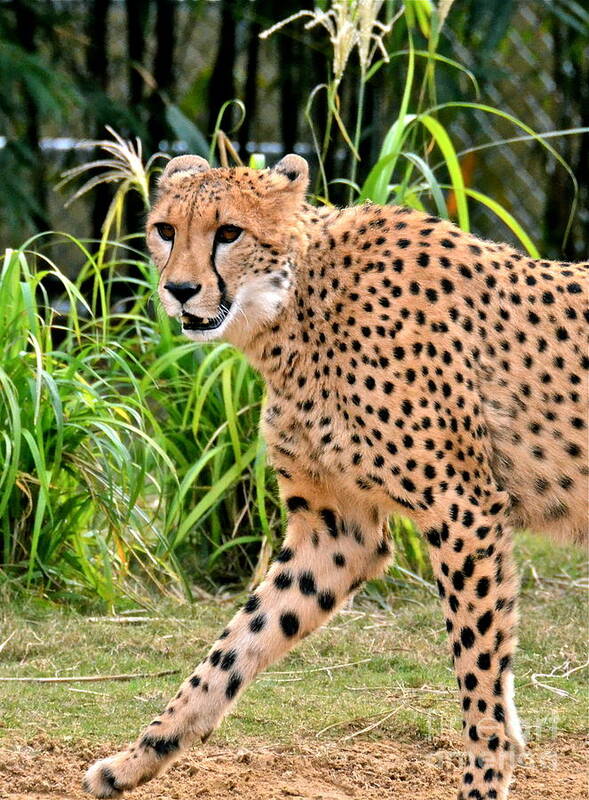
[155,222,175,242]
[215,224,243,245]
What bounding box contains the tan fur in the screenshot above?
[84,156,588,800]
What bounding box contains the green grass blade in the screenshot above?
[389,49,480,97]
[441,185,540,257]
[222,359,242,465]
[208,534,263,567]
[424,101,580,244]
[360,34,416,204]
[254,435,271,542]
[164,444,227,532]
[399,152,448,218]
[173,441,258,548]
[0,368,22,521]
[416,113,469,230]
[21,429,50,583]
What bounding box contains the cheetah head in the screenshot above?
[147,154,309,346]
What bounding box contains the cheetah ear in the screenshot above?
[159,155,211,184]
[272,154,309,194]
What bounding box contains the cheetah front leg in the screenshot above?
[419,492,525,800]
[83,475,391,797]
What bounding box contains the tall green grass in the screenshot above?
[0,231,283,604]
[0,245,176,606]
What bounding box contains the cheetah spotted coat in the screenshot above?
[84,155,588,800]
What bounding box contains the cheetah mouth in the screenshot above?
[181,301,232,332]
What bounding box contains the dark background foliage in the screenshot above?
[1,0,587,257]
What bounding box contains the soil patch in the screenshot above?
[0,734,586,800]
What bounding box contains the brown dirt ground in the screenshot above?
[0,734,587,800]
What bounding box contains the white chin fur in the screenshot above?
[177,283,289,345]
[179,302,240,343]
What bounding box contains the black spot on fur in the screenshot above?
[477,610,494,636]
[320,508,338,538]
[276,547,294,563]
[461,627,476,648]
[274,571,293,590]
[243,594,260,613]
[299,571,317,595]
[249,613,266,633]
[220,649,237,671]
[287,496,309,512]
[318,590,336,611]
[100,767,123,792]
[225,672,243,699]
[140,734,180,757]
[280,612,300,637]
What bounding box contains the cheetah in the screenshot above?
[84,154,588,799]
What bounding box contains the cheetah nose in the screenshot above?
[164,281,202,305]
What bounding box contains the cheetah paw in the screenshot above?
[83,748,158,798]
[83,757,126,798]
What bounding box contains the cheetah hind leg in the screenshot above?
[83,489,392,797]
[421,494,524,800]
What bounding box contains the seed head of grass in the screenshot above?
[356,1,402,80]
[437,0,456,30]
[57,126,167,210]
[260,1,400,86]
